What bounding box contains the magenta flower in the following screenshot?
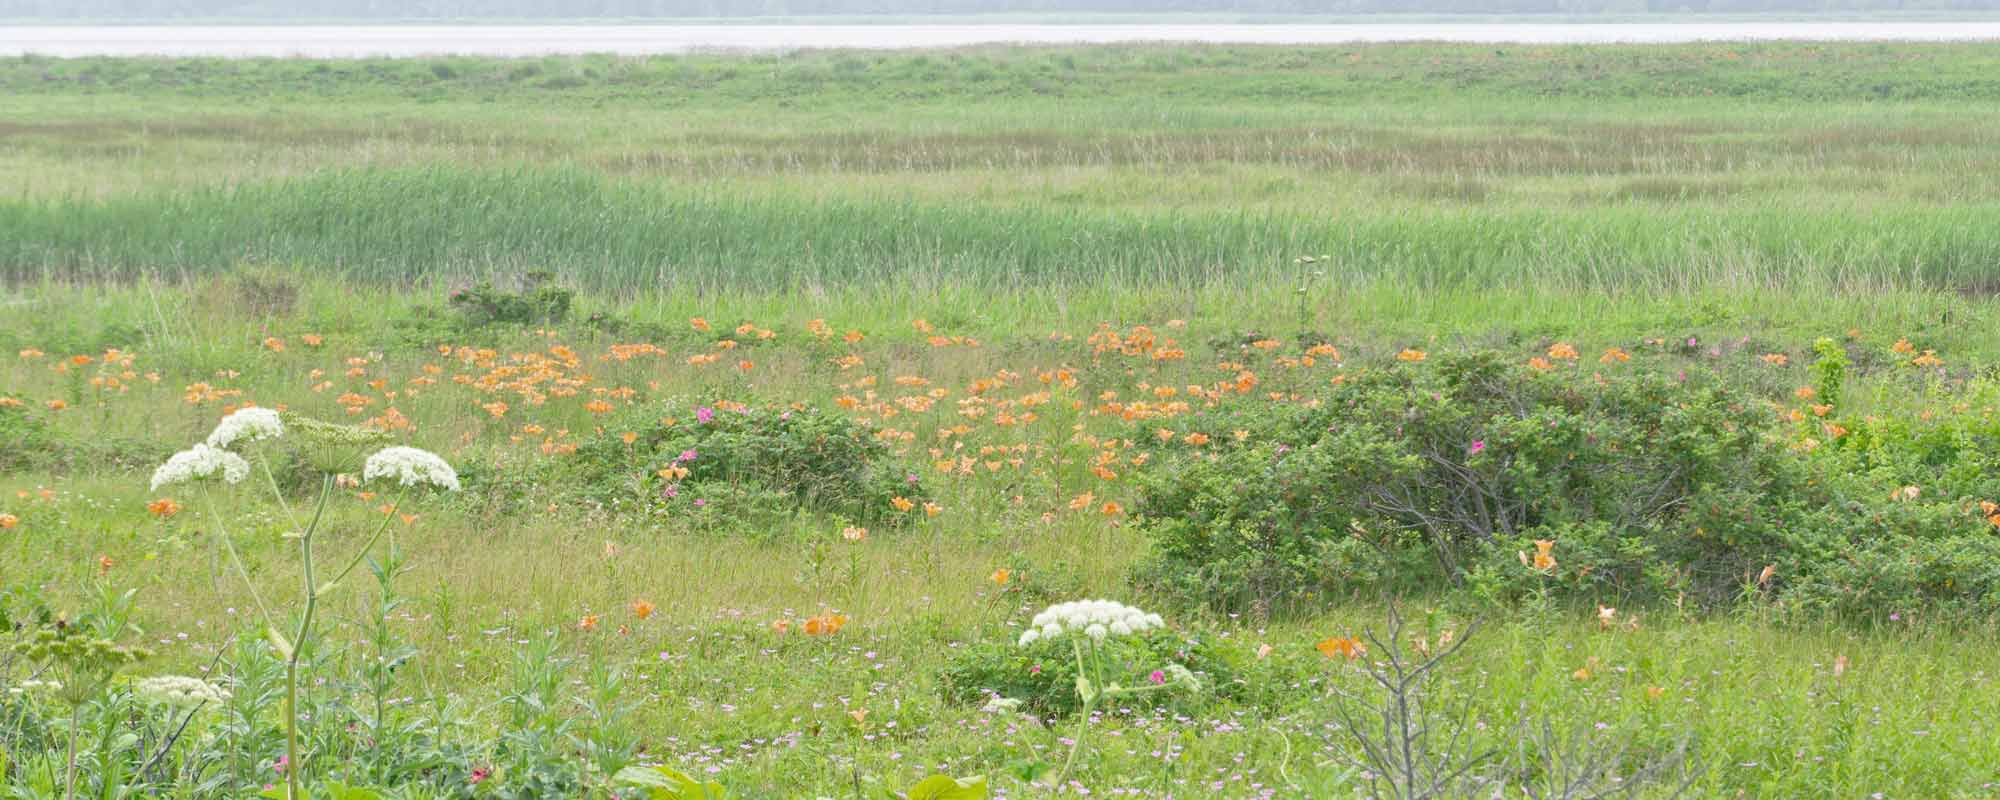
[1148,670,1166,685]
[1469,440,1485,455]
[695,406,715,424]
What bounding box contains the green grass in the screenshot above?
[8,166,2000,292]
[3,273,2000,797]
[6,42,2000,798]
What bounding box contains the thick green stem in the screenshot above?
[1054,639,1098,787]
[1056,692,1095,787]
[283,474,334,800]
[63,703,80,800]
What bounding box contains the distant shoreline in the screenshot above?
[7,11,2000,25]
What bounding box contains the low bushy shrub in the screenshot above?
[561,402,926,529]
[1134,351,2000,618]
[940,628,1237,717]
[447,271,572,328]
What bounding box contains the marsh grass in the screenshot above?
[5,165,1999,293]
[3,43,2000,298]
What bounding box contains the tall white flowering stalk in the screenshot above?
[1016,599,1198,785]
[147,408,458,800]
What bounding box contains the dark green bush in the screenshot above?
[561,403,926,529]
[940,628,1237,718]
[447,272,572,328]
[389,272,578,347]
[1134,351,2000,618]
[1137,352,1787,614]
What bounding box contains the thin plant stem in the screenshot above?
[200,485,274,630]
[320,489,405,595]
[257,447,303,532]
[63,702,80,800]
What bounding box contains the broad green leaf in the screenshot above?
[903,774,989,800]
[321,781,389,800]
[613,765,733,799]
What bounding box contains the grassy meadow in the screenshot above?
[4,42,2000,799]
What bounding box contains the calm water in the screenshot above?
[4,22,2000,57]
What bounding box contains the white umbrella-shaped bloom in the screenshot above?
[362,446,461,492]
[135,675,231,707]
[1017,599,1165,647]
[150,444,251,492]
[204,407,284,449]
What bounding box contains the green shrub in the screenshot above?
[1135,351,2000,618]
[1139,352,1789,613]
[447,271,572,328]
[939,628,1236,718]
[561,403,926,530]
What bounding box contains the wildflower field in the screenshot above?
[5,42,2000,798]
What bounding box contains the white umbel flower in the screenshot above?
[979,696,1024,715]
[1018,599,1164,647]
[205,407,284,449]
[135,675,231,707]
[150,444,251,492]
[363,446,461,492]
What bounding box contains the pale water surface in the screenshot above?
[4,22,2000,57]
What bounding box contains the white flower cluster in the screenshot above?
[135,675,231,707]
[150,443,251,492]
[205,407,284,449]
[1017,599,1165,647]
[979,696,1025,715]
[363,446,461,492]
